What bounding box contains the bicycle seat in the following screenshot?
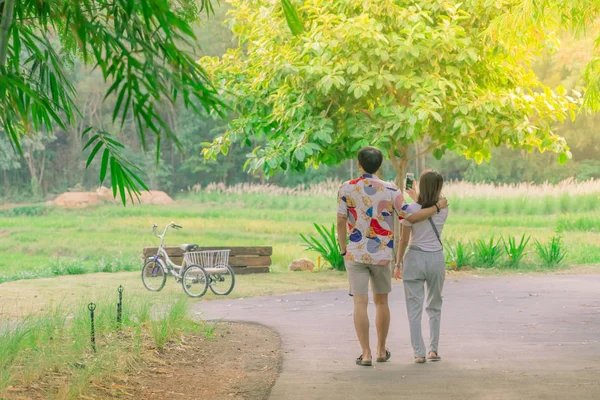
[180,244,199,251]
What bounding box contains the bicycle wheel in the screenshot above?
[181,264,209,298]
[209,264,236,295]
[142,259,167,291]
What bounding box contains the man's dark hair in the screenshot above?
[357,147,383,174]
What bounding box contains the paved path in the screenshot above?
[193,275,600,399]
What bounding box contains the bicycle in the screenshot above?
[141,222,209,298]
[185,249,236,296]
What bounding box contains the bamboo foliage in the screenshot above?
[0,0,221,204]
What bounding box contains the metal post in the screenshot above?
[88,303,96,353]
[117,285,123,329]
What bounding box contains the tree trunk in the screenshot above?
[2,169,9,191]
[39,150,46,190]
[388,146,408,186]
[24,154,37,187]
[414,142,420,178]
[0,0,15,67]
[388,145,409,262]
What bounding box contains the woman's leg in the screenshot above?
[403,251,426,358]
[425,251,446,355]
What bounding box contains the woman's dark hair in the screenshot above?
[358,147,383,174]
[417,170,444,209]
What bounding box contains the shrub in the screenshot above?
[535,234,567,268]
[65,265,86,275]
[97,256,138,273]
[0,205,50,217]
[473,237,504,268]
[446,240,473,270]
[556,216,600,232]
[300,224,345,271]
[48,257,86,276]
[502,234,531,268]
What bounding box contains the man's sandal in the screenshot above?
[414,357,427,364]
[356,355,372,366]
[376,350,391,363]
[428,352,441,362]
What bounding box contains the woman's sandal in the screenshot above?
[428,351,441,362]
[376,350,391,363]
[414,357,427,364]
[356,355,372,367]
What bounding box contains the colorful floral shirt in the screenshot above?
[337,174,411,265]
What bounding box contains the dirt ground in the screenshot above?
[4,323,281,400]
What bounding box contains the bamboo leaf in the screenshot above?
[110,157,118,199]
[100,149,110,182]
[82,134,100,151]
[86,142,104,168]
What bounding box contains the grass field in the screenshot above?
[0,290,210,397]
[1,181,599,285]
[0,181,599,397]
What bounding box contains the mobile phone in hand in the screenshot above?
[405,173,415,190]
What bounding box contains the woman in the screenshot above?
[394,170,448,364]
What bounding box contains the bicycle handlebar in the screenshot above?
[152,222,182,238]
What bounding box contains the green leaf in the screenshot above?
[82,134,100,151]
[474,152,484,164]
[116,166,127,206]
[110,157,118,199]
[558,152,569,165]
[122,165,149,192]
[86,142,104,168]
[431,111,442,122]
[281,0,305,36]
[100,149,110,182]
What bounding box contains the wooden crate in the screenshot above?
[142,246,272,274]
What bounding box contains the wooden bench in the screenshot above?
[142,246,272,274]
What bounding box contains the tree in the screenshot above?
[490,0,600,111]
[201,0,582,182]
[0,0,221,203]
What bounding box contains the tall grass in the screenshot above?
[300,224,345,271]
[445,240,473,270]
[473,237,504,268]
[503,235,531,268]
[535,234,568,268]
[184,179,600,199]
[151,297,189,350]
[0,293,205,397]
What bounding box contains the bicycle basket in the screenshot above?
[184,250,230,269]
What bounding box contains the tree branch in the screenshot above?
[408,142,437,161]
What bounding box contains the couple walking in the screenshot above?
[337,147,449,365]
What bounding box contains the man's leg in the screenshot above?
[370,262,392,360]
[373,293,389,359]
[353,294,371,362]
[346,261,371,362]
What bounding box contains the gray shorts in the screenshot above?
[345,260,392,295]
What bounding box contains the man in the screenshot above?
[336,147,448,366]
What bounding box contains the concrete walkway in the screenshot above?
[193,275,600,400]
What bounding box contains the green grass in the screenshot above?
[0,192,599,284]
[0,291,204,398]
